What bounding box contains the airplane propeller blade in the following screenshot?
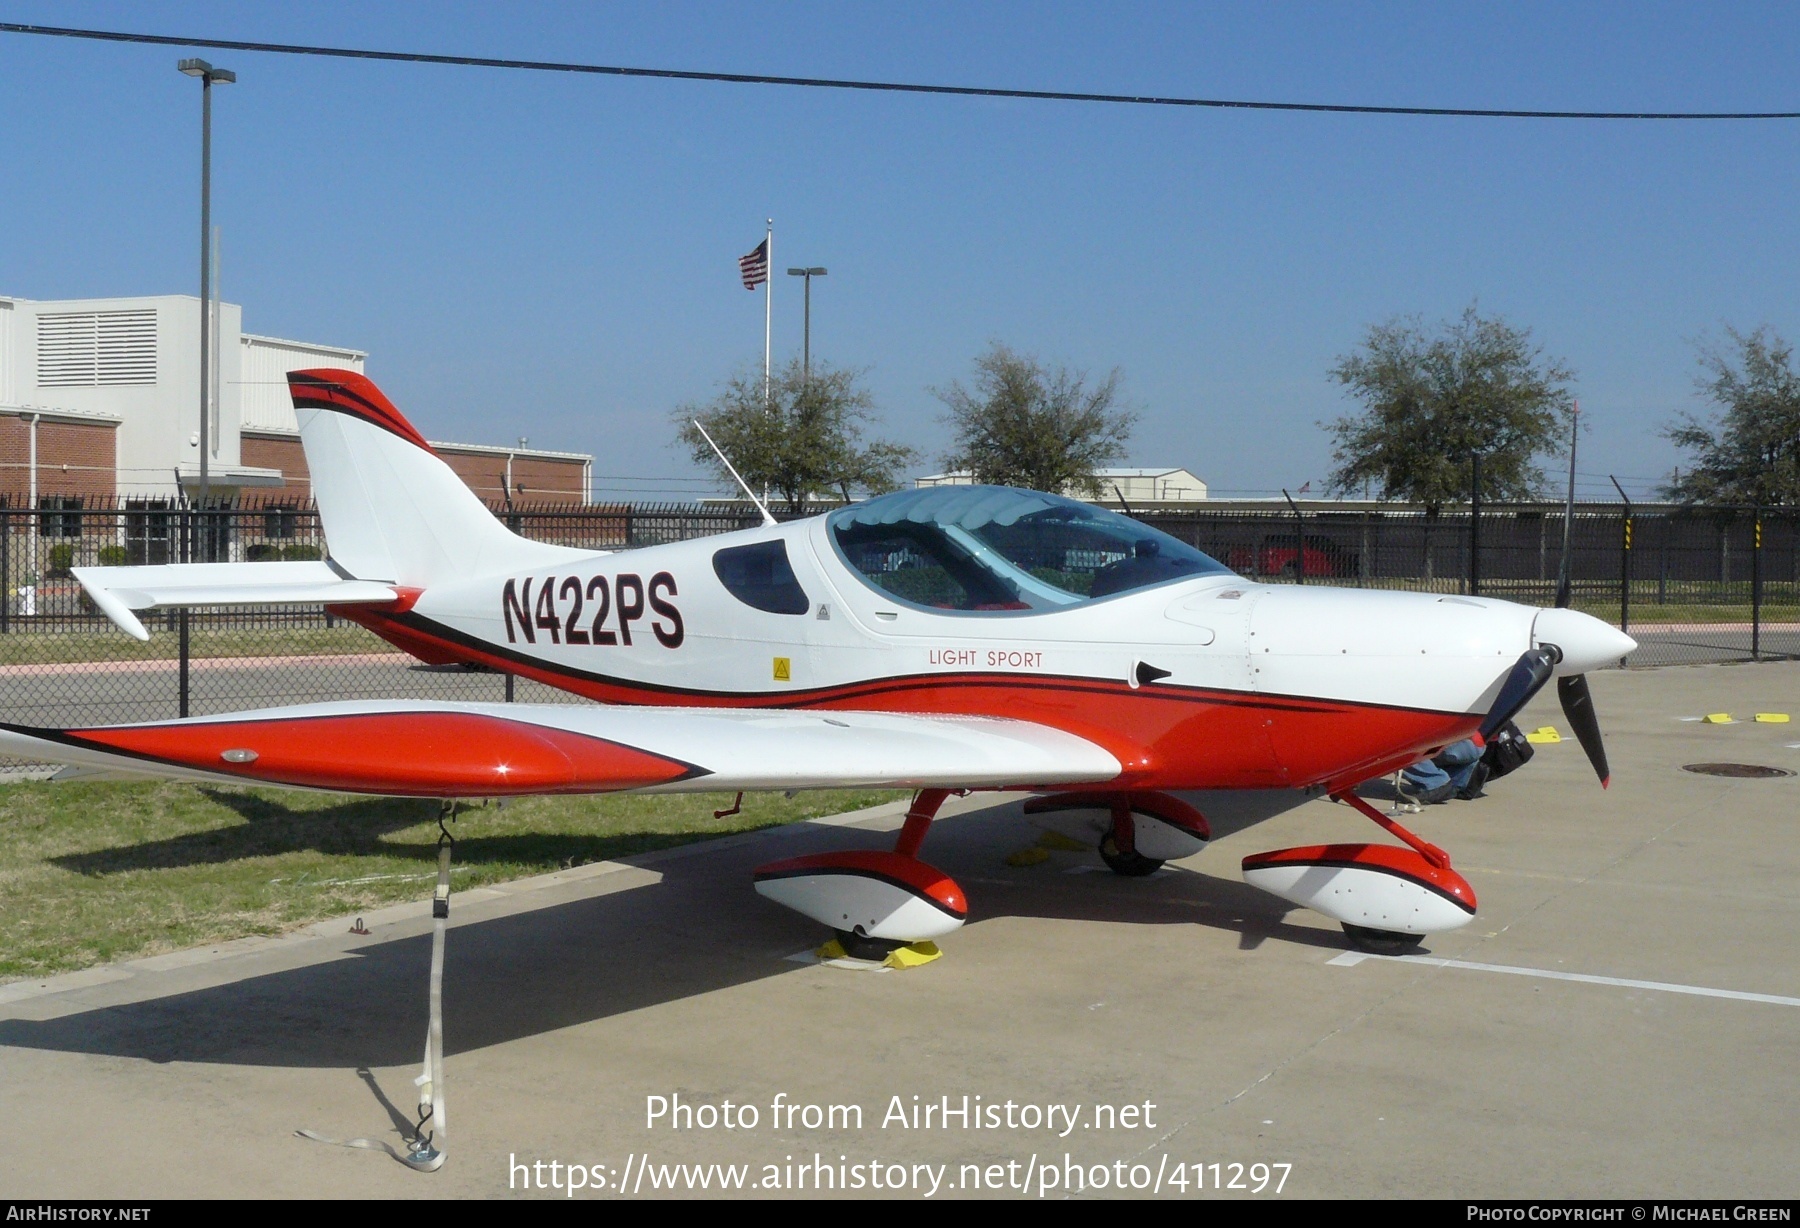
[1477,646,1560,743]
[1557,673,1611,788]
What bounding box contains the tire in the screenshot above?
[1098,833,1165,877]
[1342,923,1424,955]
[833,928,908,962]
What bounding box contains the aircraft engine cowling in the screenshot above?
[753,851,967,943]
[1241,843,1477,936]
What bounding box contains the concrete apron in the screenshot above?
[0,663,1797,1198]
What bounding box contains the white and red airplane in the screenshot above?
[4,369,1635,958]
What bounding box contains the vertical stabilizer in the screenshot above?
[287,369,574,586]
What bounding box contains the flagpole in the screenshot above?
[763,218,773,404]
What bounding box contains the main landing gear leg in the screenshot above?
[833,789,950,960]
[1098,797,1164,877]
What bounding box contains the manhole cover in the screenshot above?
[1682,763,1795,779]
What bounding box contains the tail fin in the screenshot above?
[288,369,573,586]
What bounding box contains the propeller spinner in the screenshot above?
[1487,606,1637,788]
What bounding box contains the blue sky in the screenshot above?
[3,2,1798,500]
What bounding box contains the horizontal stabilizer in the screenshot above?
[72,562,404,641]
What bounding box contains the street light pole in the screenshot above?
[786,267,827,377]
[179,58,234,555]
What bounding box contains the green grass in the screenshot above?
[0,781,905,983]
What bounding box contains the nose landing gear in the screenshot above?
[1241,789,1478,951]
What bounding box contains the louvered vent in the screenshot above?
[37,310,158,387]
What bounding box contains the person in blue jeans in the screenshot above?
[1399,738,1488,804]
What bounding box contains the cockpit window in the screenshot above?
[713,540,811,614]
[828,486,1231,614]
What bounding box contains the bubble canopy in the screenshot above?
[826,485,1233,614]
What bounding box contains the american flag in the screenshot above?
[738,238,769,290]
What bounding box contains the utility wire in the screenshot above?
[3,21,1798,120]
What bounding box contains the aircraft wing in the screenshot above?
[0,700,1121,797]
[72,562,405,642]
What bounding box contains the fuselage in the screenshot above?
[337,495,1595,796]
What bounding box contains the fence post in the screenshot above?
[1620,512,1632,633]
[1469,453,1482,597]
[1609,477,1632,635]
[1657,514,1667,605]
[178,607,190,718]
[1281,490,1304,585]
[1752,507,1762,662]
[1,510,9,634]
[1358,511,1369,587]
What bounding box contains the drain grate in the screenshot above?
[1682,762,1795,779]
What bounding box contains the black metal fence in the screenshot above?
[0,500,1791,763]
[1136,503,1800,667]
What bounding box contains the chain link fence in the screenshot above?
[0,499,1791,763]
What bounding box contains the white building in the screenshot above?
[914,466,1208,505]
[0,293,292,500]
[0,293,591,507]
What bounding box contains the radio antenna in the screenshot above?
[693,419,776,527]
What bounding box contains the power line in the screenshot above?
[4,22,1798,121]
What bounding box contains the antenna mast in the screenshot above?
[694,419,777,527]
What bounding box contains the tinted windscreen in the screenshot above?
[829,486,1230,614]
[712,539,811,615]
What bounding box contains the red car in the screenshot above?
[1226,533,1357,579]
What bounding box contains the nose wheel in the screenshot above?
[1341,923,1425,955]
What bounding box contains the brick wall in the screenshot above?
[0,415,118,506]
[241,431,310,497]
[244,430,586,506]
[441,448,586,505]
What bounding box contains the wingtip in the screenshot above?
[75,575,151,641]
